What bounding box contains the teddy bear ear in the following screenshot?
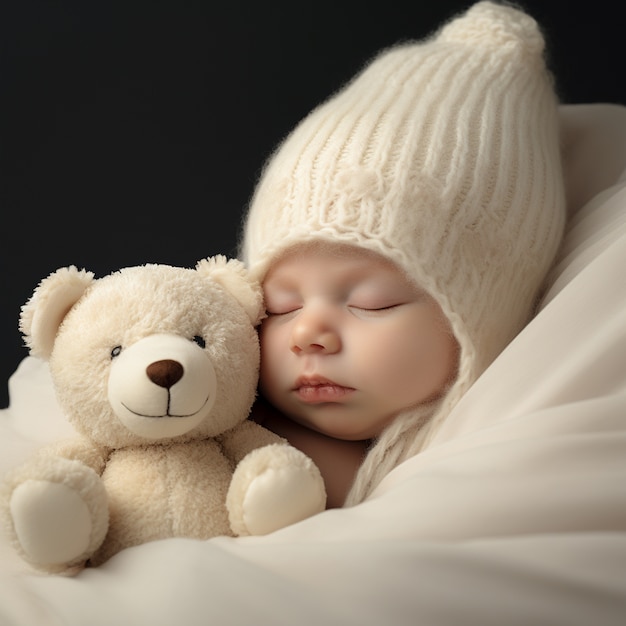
[19,266,95,359]
[195,255,265,326]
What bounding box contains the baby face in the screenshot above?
[259,242,458,440]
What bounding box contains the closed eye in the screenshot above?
[265,307,301,317]
[348,303,405,318]
[349,303,401,312]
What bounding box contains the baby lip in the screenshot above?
[293,375,349,390]
[293,376,356,403]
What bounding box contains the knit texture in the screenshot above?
[240,1,566,505]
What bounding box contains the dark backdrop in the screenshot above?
[1,1,624,408]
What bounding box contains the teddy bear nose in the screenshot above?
[146,359,184,389]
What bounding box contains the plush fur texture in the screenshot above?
[1,256,325,575]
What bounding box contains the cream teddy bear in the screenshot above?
[1,256,326,575]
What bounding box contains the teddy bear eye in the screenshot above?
[111,346,122,359]
[192,335,206,349]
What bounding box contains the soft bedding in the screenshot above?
[0,103,625,625]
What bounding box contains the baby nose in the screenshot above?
[290,313,341,355]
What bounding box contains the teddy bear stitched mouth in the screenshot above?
[120,393,211,419]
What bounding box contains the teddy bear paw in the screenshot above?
[227,444,326,536]
[2,460,109,573]
[10,480,94,566]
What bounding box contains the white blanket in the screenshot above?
[1,104,625,626]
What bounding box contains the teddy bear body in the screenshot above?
[99,439,235,560]
[56,420,283,566]
[1,258,326,574]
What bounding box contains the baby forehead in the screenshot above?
[263,240,423,292]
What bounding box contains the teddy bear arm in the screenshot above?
[226,441,327,537]
[221,422,327,536]
[217,419,287,465]
[2,437,110,574]
[44,436,110,476]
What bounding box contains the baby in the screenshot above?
[239,1,567,507]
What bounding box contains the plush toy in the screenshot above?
[0,256,326,575]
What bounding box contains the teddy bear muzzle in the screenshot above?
[107,333,218,440]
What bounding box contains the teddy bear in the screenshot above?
[0,256,327,575]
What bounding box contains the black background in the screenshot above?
[1,1,624,408]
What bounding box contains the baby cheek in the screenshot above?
[352,329,414,382]
[259,319,286,353]
[375,326,455,396]
[258,350,286,408]
[259,322,299,384]
[410,327,459,392]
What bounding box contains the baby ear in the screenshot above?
[19,266,95,359]
[196,255,265,326]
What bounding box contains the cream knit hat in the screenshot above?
[240,1,566,505]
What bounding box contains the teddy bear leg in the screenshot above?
[227,443,327,536]
[2,459,109,574]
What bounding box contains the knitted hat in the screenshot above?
[240,1,566,504]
